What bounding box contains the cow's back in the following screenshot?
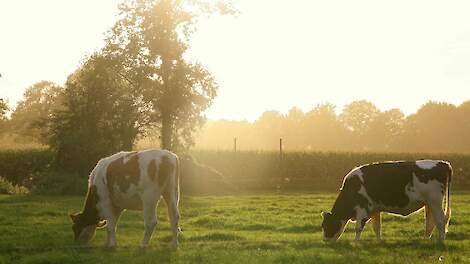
[342,160,451,215]
[90,150,178,211]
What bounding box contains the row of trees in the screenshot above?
[1,0,234,173]
[196,100,470,153]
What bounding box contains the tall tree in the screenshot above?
[366,109,405,151]
[340,100,380,150]
[401,101,459,152]
[282,107,305,149]
[0,98,8,120]
[304,103,350,151]
[104,0,234,151]
[254,111,284,149]
[9,81,63,143]
[340,100,380,136]
[457,101,470,151]
[0,98,9,134]
[48,54,146,173]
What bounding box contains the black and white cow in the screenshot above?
[321,160,452,242]
[70,149,180,248]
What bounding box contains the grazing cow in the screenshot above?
[321,160,452,242]
[70,149,180,248]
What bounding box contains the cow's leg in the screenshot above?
[428,197,446,241]
[163,191,180,248]
[355,208,369,241]
[424,205,435,239]
[141,199,158,248]
[371,212,381,241]
[104,207,123,248]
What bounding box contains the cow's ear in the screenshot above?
[321,211,330,219]
[96,220,107,229]
[69,212,80,222]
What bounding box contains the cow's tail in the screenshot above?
[444,161,452,233]
[174,154,180,206]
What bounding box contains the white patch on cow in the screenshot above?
[353,205,368,221]
[357,185,373,211]
[416,160,439,170]
[342,167,364,188]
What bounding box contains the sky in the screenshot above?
[1,0,470,121]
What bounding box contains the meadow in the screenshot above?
[1,192,470,264]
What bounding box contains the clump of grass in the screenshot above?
[0,176,29,194]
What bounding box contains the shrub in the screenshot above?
[0,149,53,185]
[0,176,29,195]
[191,150,470,192]
[31,171,88,196]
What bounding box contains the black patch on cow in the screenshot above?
[106,153,141,195]
[321,212,342,238]
[331,175,369,221]
[158,155,174,188]
[414,162,450,184]
[360,162,414,209]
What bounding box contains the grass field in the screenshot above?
[1,193,470,264]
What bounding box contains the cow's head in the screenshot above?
[70,212,106,244]
[321,211,347,242]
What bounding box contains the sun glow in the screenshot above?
[2,0,470,121]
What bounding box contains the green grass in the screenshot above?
[1,193,470,264]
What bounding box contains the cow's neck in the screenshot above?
[81,185,100,225]
[331,191,355,221]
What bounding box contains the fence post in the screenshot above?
[234,137,237,152]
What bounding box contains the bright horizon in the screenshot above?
[2,0,470,121]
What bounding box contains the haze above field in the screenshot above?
[2,0,470,120]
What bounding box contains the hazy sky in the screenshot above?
[2,0,470,121]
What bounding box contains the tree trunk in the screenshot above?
[161,111,173,151]
[160,55,173,151]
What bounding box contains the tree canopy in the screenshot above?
[0,98,9,134]
[195,100,470,153]
[47,54,145,173]
[103,0,233,151]
[9,81,63,143]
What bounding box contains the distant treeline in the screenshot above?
[195,100,470,153]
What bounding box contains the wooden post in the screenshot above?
[234,137,237,152]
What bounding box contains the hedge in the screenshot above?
[1,148,469,193]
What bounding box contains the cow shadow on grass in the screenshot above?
[186,232,245,242]
[277,224,322,233]
[287,238,459,253]
[445,232,469,240]
[235,223,322,234]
